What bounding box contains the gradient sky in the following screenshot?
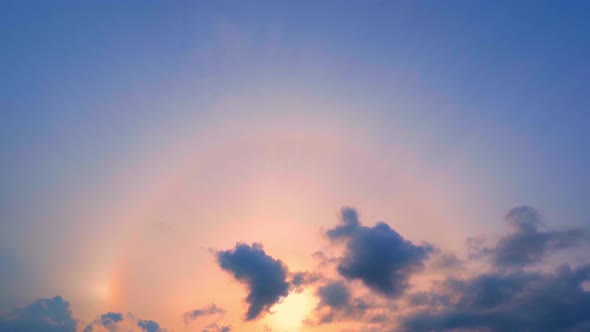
[2,1,590,332]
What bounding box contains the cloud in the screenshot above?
[0,297,163,332]
[82,311,124,332]
[216,243,289,320]
[317,281,351,308]
[401,263,590,332]
[0,296,77,332]
[183,303,225,324]
[326,207,361,239]
[311,250,338,267]
[326,207,434,298]
[471,205,588,269]
[428,253,464,273]
[5,205,588,332]
[308,281,376,326]
[137,320,161,332]
[202,322,232,332]
[290,271,323,293]
[100,312,123,330]
[83,312,165,332]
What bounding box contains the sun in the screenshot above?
[268,290,316,331]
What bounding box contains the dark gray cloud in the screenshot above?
[183,303,225,324]
[472,205,588,269]
[84,312,121,332]
[0,296,77,332]
[309,281,374,325]
[137,319,160,332]
[0,296,165,332]
[326,207,434,298]
[216,243,289,320]
[83,312,164,332]
[83,311,124,332]
[402,264,590,332]
[326,207,361,239]
[317,281,351,308]
[100,312,123,327]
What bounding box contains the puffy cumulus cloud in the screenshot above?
[100,312,123,325]
[0,296,76,332]
[326,207,361,239]
[401,264,590,332]
[137,319,160,332]
[216,243,289,320]
[183,303,226,324]
[326,207,434,298]
[471,206,588,269]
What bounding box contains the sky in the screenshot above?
[1,1,590,331]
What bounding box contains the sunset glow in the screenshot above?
[2,2,590,332]
[268,291,316,331]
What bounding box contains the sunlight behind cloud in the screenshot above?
[268,290,316,331]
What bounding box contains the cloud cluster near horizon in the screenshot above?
[81,310,165,332]
[0,295,187,332]
[470,205,588,269]
[394,206,590,332]
[0,296,76,332]
[2,205,589,332]
[0,297,234,332]
[214,205,590,331]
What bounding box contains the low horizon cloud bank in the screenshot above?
[2,205,589,331]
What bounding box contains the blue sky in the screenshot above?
[1,1,590,331]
